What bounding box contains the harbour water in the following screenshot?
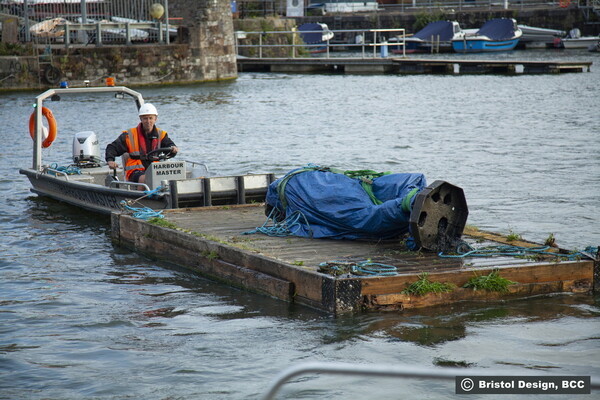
[1,49,599,399]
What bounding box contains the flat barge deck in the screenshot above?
[111,204,596,314]
[237,57,592,75]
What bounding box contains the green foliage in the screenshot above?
[506,230,522,242]
[413,10,447,32]
[201,250,219,260]
[0,42,34,56]
[402,272,455,296]
[292,260,304,266]
[544,233,556,247]
[463,269,517,292]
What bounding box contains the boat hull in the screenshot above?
[561,37,600,49]
[20,168,170,215]
[20,168,274,215]
[452,38,519,53]
[390,40,454,54]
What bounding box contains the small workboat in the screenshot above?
[560,28,600,49]
[20,85,273,215]
[452,18,522,53]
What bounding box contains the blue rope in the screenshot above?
[243,208,312,237]
[439,243,598,261]
[48,163,81,175]
[120,201,164,220]
[143,185,162,199]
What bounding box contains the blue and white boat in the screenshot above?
[298,23,334,54]
[390,20,466,54]
[452,18,522,53]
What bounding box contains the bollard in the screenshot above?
[380,42,388,58]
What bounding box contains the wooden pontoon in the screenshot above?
[111,204,597,314]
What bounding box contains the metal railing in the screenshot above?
[236,28,406,59]
[0,0,173,45]
[236,0,589,17]
[376,0,575,13]
[261,361,600,400]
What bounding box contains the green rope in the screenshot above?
[401,187,419,213]
[439,243,598,261]
[319,260,398,276]
[342,169,390,205]
[276,164,320,210]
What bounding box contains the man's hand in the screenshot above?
[108,161,118,169]
[171,146,179,155]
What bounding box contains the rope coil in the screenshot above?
[243,208,312,237]
[120,201,164,220]
[47,163,81,175]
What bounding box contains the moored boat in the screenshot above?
[29,18,69,38]
[560,29,600,49]
[20,85,273,215]
[452,18,522,53]
[298,23,334,54]
[517,24,565,49]
[390,20,466,54]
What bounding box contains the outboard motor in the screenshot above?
[73,131,101,167]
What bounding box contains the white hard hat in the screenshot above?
[138,103,158,116]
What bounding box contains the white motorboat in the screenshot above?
[562,36,600,49]
[561,28,600,49]
[20,85,273,215]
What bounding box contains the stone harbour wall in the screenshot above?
[0,0,237,90]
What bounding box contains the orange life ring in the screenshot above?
[559,0,570,8]
[29,106,57,148]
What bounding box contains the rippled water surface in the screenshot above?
[1,49,599,399]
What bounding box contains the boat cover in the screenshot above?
[415,21,455,41]
[477,18,516,40]
[298,23,327,44]
[265,166,427,240]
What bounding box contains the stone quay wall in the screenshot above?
[0,0,237,91]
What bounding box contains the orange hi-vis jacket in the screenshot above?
[123,126,167,181]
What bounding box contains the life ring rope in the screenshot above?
[29,106,57,148]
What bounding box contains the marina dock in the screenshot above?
[111,205,596,314]
[237,57,592,75]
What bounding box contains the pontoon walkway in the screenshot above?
[237,57,592,75]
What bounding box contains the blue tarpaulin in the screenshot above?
[265,166,427,240]
[414,21,455,41]
[477,18,517,40]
